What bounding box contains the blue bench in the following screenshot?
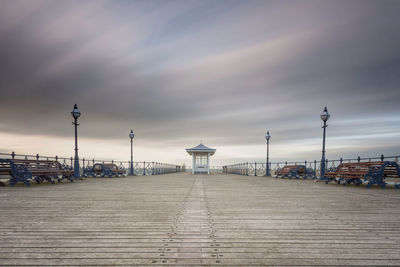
[275,165,315,179]
[0,158,74,186]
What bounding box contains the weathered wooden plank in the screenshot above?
[0,173,399,266]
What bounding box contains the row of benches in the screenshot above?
[274,161,400,188]
[0,159,127,186]
[325,161,400,188]
[275,165,315,179]
[0,158,74,186]
[83,163,126,178]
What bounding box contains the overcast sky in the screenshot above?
[0,0,399,166]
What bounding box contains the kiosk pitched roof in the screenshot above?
[186,143,216,155]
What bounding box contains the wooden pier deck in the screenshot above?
[1,173,400,266]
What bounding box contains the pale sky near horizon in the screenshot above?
[0,0,399,166]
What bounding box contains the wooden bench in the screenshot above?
[85,163,121,178]
[324,161,400,188]
[275,165,314,179]
[0,158,74,186]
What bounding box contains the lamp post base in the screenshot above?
[73,158,80,178]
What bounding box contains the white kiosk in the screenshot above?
[186,143,216,174]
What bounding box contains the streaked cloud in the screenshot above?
[0,0,399,165]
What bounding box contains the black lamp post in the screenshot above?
[320,107,330,180]
[71,104,81,178]
[265,131,271,176]
[129,129,135,175]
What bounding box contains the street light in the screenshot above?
[320,107,330,180]
[129,129,135,175]
[265,131,271,176]
[71,104,81,178]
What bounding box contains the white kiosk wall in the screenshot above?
[186,143,216,175]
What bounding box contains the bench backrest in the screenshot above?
[12,159,61,172]
[1,158,69,175]
[335,161,400,178]
[92,163,118,173]
[103,163,118,171]
[277,165,306,174]
[0,160,12,175]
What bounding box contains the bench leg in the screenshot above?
[9,178,17,186]
[43,176,55,184]
[12,175,30,187]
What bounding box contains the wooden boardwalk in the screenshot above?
[0,173,400,266]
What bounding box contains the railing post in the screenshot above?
[70,157,73,166]
[340,157,343,164]
[143,161,146,175]
[152,162,155,175]
[83,158,85,170]
[254,162,257,176]
[55,155,58,162]
[11,152,15,159]
[36,154,40,161]
[357,156,360,163]
[381,154,385,162]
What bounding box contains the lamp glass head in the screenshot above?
[129,130,135,139]
[265,131,271,141]
[320,107,330,122]
[71,104,81,119]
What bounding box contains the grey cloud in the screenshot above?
[0,0,399,163]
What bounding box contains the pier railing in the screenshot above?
[0,151,182,176]
[223,154,400,178]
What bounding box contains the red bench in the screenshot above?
[275,165,314,179]
[324,161,400,188]
[0,158,74,186]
